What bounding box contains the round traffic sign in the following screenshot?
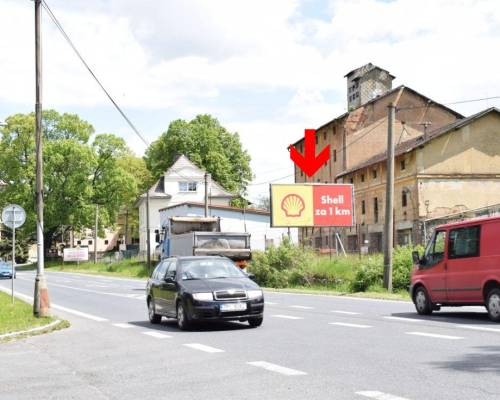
[1,204,26,229]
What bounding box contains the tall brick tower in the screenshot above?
[345,63,395,110]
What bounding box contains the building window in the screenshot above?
[77,240,81,245]
[179,181,197,192]
[315,134,318,145]
[402,191,408,207]
[400,159,406,171]
[300,170,303,177]
[372,169,377,179]
[323,131,327,140]
[361,200,366,215]
[333,126,336,136]
[374,198,379,223]
[88,240,93,245]
[333,149,337,162]
[350,178,354,184]
[104,240,109,245]
[361,174,365,183]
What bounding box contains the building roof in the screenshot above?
[336,107,500,179]
[344,63,395,79]
[290,85,464,147]
[159,201,270,216]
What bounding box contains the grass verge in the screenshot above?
[45,259,150,279]
[0,291,70,340]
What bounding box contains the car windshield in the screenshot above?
[180,259,245,280]
[0,263,11,271]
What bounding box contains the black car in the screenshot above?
[146,256,264,330]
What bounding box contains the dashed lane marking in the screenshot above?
[247,361,307,376]
[265,301,277,305]
[113,323,135,329]
[356,390,411,400]
[383,316,424,323]
[271,314,304,320]
[331,310,361,315]
[405,332,463,340]
[141,331,172,339]
[290,305,314,310]
[183,343,225,353]
[329,322,372,328]
[456,325,500,333]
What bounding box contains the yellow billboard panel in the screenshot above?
[270,185,314,227]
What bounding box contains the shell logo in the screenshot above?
[281,194,305,217]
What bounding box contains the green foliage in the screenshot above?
[144,114,252,195]
[0,110,139,250]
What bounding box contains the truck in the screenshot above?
[158,216,251,267]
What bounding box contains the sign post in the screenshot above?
[2,204,26,303]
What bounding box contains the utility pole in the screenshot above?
[124,208,129,248]
[204,172,210,217]
[146,190,151,273]
[383,103,396,291]
[93,204,99,263]
[33,0,50,317]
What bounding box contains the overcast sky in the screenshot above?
[1,0,499,201]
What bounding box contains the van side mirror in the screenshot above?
[412,251,420,265]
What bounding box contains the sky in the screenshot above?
[1,0,499,203]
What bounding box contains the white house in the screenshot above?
[136,154,296,255]
[159,202,297,251]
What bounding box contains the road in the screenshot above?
[1,270,500,400]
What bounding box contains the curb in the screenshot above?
[0,319,62,340]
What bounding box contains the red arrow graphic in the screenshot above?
[290,129,330,177]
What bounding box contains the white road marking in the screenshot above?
[142,331,171,339]
[271,314,304,320]
[384,316,423,323]
[247,361,307,376]
[113,323,135,329]
[183,343,225,353]
[457,325,500,333]
[356,390,411,400]
[405,332,463,340]
[329,322,372,328]
[51,304,108,322]
[290,305,314,310]
[331,310,361,315]
[265,301,277,305]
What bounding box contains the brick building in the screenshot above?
[292,64,500,252]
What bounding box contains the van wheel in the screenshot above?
[414,287,433,315]
[486,288,500,322]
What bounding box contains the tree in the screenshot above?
[144,115,252,195]
[0,110,137,252]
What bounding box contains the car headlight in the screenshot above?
[247,290,263,299]
[192,292,213,301]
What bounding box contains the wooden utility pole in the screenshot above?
[94,204,99,263]
[204,173,210,217]
[33,0,50,317]
[383,103,396,291]
[146,190,151,272]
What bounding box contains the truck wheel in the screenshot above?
[414,287,433,315]
[248,317,263,327]
[177,301,191,330]
[486,288,500,322]
[148,298,162,324]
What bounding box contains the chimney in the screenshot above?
[345,63,395,110]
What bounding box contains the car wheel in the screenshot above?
[148,298,162,324]
[177,301,191,331]
[414,287,433,315]
[486,288,500,322]
[248,317,263,328]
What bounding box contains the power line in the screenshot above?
[41,0,150,147]
[397,95,500,111]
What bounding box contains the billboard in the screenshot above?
[63,247,89,262]
[270,184,354,227]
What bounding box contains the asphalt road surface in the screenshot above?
[2,270,500,400]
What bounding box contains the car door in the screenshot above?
[420,230,448,303]
[446,225,482,303]
[162,260,178,317]
[152,260,170,312]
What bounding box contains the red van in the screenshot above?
[410,216,500,322]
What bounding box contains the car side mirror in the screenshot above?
[246,272,256,281]
[164,276,175,284]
